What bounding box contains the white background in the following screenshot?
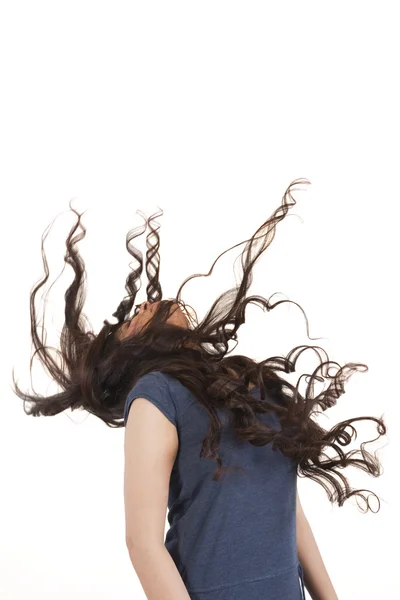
[0,2,398,598]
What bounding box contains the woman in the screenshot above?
[13,178,386,599]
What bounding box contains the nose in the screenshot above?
[138,302,149,314]
[141,301,159,313]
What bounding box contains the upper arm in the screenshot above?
[124,396,179,549]
[296,487,303,514]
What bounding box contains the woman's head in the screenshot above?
[116,301,190,340]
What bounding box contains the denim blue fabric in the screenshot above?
[124,371,305,599]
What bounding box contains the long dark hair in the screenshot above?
[12,178,386,513]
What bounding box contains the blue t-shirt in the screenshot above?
[124,371,305,600]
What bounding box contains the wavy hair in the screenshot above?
[12,178,387,513]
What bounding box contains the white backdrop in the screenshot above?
[0,1,397,598]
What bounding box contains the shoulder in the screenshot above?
[128,370,173,393]
[128,370,194,398]
[124,371,190,428]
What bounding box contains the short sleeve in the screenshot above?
[124,371,178,428]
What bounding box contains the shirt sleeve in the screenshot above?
[124,371,178,428]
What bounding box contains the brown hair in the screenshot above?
[12,178,386,513]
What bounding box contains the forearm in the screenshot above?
[127,542,191,600]
[296,508,339,600]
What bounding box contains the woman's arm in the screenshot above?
[124,396,191,599]
[296,490,339,600]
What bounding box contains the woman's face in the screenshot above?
[116,300,189,340]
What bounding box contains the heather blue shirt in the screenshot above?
[124,371,305,600]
